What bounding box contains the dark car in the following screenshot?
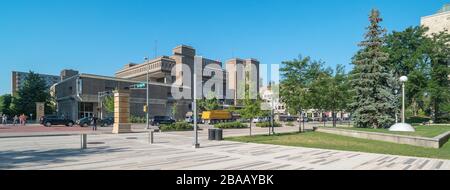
[100,117,114,127]
[41,115,75,127]
[151,116,175,126]
[76,117,92,127]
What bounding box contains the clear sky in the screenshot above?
[0,0,448,95]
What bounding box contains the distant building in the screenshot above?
[421,4,450,35]
[259,85,286,114]
[11,71,60,95]
[421,4,450,80]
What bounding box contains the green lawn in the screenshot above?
[226,132,450,160]
[333,125,450,138]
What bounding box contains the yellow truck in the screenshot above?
[201,110,232,124]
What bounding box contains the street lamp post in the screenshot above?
[389,76,415,132]
[400,76,407,123]
[193,56,200,148]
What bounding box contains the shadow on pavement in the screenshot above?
[0,146,129,169]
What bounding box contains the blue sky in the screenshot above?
[0,0,447,95]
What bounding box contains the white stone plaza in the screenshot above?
[1,126,449,170]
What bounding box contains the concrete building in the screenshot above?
[55,70,190,121]
[421,4,450,35]
[116,45,259,106]
[421,4,450,80]
[226,58,260,106]
[11,71,60,95]
[55,45,260,121]
[260,85,285,114]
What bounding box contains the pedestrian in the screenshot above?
[23,114,27,126]
[13,115,18,126]
[20,114,26,126]
[2,114,7,125]
[92,115,98,131]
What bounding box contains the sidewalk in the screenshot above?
[1,125,449,170]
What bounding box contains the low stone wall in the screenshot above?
[314,127,450,149]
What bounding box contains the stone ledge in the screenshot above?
[314,127,450,149]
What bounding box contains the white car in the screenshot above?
[252,117,269,123]
[252,118,261,123]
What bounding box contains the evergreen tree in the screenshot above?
[10,71,53,117]
[350,9,396,128]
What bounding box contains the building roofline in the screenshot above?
[12,71,60,78]
[55,72,189,89]
[421,10,450,19]
[174,44,195,50]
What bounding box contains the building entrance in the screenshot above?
[79,102,94,119]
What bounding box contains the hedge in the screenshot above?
[130,115,146,123]
[256,122,281,128]
[215,121,247,129]
[406,116,431,124]
[160,122,194,132]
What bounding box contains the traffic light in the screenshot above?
[143,105,147,113]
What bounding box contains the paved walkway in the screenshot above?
[1,126,449,170]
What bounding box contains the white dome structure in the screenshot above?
[389,123,415,132]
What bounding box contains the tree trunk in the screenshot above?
[249,118,252,136]
[302,111,305,132]
[323,113,326,128]
[298,112,302,133]
[332,111,337,128]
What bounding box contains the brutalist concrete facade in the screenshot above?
[55,73,190,121]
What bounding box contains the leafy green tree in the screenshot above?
[280,57,312,132]
[306,62,332,127]
[0,94,13,115]
[238,71,262,136]
[239,93,262,136]
[310,65,351,127]
[103,96,115,114]
[197,92,220,113]
[10,71,54,118]
[172,102,178,120]
[427,31,450,123]
[385,26,431,117]
[350,9,396,129]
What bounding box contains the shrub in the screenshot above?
[256,122,281,128]
[215,121,247,129]
[130,115,146,123]
[406,116,431,124]
[160,122,194,132]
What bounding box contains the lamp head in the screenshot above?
[399,76,408,82]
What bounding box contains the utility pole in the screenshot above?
[145,57,150,130]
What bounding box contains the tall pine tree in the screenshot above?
[350,9,396,129]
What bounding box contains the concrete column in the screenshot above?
[112,90,132,134]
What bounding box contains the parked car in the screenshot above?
[151,116,175,126]
[100,117,114,127]
[76,117,92,127]
[252,117,269,123]
[41,115,75,127]
[297,117,310,122]
[185,116,203,124]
